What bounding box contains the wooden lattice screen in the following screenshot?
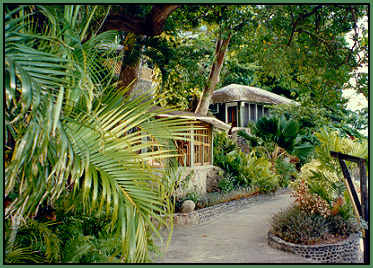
[175,138,191,167]
[145,122,212,167]
[173,122,212,167]
[194,123,212,166]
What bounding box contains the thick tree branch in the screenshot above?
[287,5,323,46]
[146,5,180,35]
[345,7,359,65]
[102,4,179,36]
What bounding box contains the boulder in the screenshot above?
[206,166,224,192]
[181,200,195,213]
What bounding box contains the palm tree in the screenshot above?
[5,5,194,263]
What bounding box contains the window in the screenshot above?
[257,104,263,119]
[243,103,249,127]
[250,103,256,121]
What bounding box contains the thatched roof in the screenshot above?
[211,84,297,105]
[154,108,231,131]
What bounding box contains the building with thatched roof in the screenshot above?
[209,84,297,128]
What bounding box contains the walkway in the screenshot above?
[156,190,314,263]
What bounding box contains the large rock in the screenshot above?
[206,166,224,192]
[181,200,195,213]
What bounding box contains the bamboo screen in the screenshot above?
[146,122,212,167]
[175,138,191,167]
[193,123,212,166]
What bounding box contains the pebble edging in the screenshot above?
[267,231,362,263]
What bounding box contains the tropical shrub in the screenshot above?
[239,115,314,165]
[271,94,368,143]
[292,128,368,214]
[274,158,297,188]
[249,154,280,193]
[281,128,368,245]
[213,131,238,156]
[218,150,252,187]
[214,131,280,193]
[291,179,332,217]
[314,128,368,171]
[270,206,359,245]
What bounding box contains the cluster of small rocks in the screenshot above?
[268,231,362,263]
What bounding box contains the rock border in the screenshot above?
[267,231,362,263]
[172,189,289,225]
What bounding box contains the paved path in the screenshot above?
[156,191,314,263]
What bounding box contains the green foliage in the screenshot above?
[5,247,43,264]
[270,95,368,143]
[252,5,367,109]
[237,130,260,147]
[218,176,236,193]
[5,211,123,263]
[249,155,279,193]
[274,159,297,188]
[132,4,367,119]
[255,115,311,156]
[214,132,279,193]
[213,131,238,156]
[243,114,314,164]
[290,128,368,231]
[314,128,368,167]
[5,220,61,263]
[270,206,359,245]
[153,32,214,110]
[215,150,251,188]
[184,192,201,204]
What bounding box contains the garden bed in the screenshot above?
[268,231,362,263]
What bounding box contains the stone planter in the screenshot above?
[268,231,362,263]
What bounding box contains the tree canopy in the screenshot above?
[147,4,367,119]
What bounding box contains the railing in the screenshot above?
[330,151,369,264]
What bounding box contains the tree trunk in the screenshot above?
[195,33,231,115]
[101,5,179,96]
[118,34,145,96]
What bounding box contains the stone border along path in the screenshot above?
[154,189,317,263]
